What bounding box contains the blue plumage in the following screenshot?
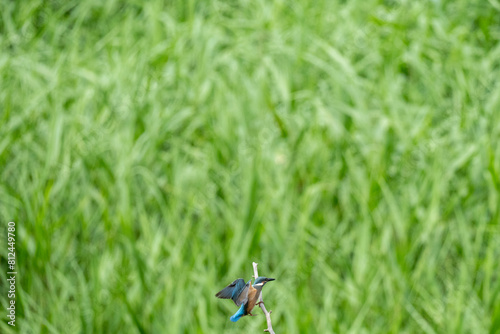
[215,279,250,306]
[230,304,246,322]
[216,276,275,322]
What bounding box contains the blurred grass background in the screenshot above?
[1,0,500,333]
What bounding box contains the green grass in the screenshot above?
[1,0,500,333]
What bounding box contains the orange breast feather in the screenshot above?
[245,285,258,314]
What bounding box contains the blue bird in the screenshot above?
[215,276,275,322]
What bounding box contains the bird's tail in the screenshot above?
[230,304,245,322]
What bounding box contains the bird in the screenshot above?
[215,276,275,322]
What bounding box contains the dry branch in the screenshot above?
[252,262,276,334]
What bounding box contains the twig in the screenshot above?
[252,262,276,334]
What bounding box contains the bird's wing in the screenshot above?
[234,280,251,306]
[215,279,251,306]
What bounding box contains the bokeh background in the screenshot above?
[1,0,500,333]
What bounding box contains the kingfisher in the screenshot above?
[215,276,275,322]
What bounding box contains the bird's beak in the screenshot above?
[266,278,275,282]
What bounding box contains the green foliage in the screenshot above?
[1,0,500,333]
